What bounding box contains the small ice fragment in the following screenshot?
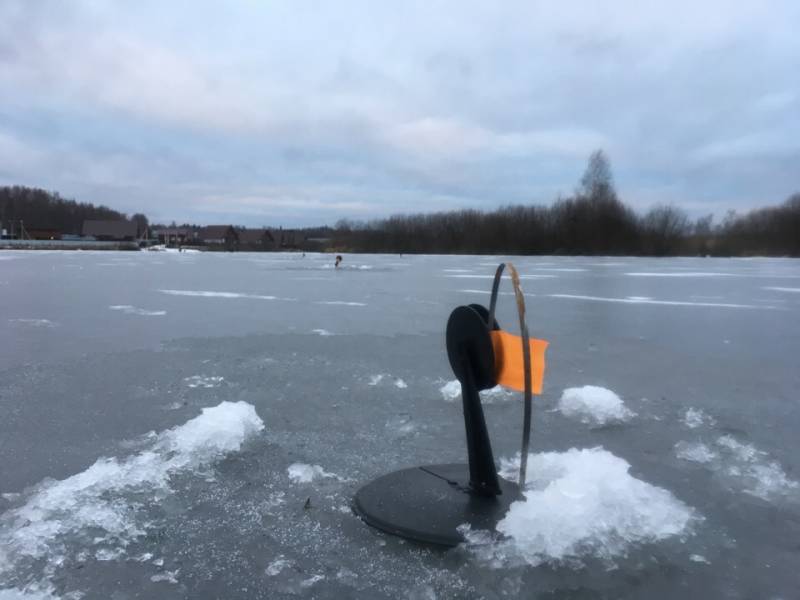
[557,386,635,426]
[287,463,341,483]
[439,380,512,403]
[95,547,124,561]
[394,378,408,389]
[683,408,715,429]
[266,556,293,576]
[150,570,179,584]
[368,374,384,386]
[133,553,153,562]
[690,554,710,564]
[300,574,325,588]
[675,441,718,464]
[311,328,333,336]
[184,375,224,389]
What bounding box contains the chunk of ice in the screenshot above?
[557,386,635,426]
[287,463,341,483]
[463,448,694,568]
[439,380,514,404]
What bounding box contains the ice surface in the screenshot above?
[763,286,800,293]
[463,448,694,567]
[287,463,342,483]
[108,305,166,316]
[557,386,635,426]
[439,379,514,403]
[0,402,263,584]
[550,294,772,309]
[625,272,735,277]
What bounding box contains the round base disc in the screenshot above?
[353,463,520,547]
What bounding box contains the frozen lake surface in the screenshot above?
[1,250,799,599]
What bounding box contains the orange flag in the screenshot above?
[490,330,548,395]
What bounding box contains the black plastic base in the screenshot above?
[353,463,520,547]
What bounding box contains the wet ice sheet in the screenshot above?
[1,252,799,599]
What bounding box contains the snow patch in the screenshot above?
[314,300,367,306]
[109,305,166,317]
[394,378,408,389]
[463,448,694,567]
[158,289,286,300]
[675,441,718,464]
[439,380,514,404]
[0,402,264,584]
[763,286,800,293]
[311,329,334,336]
[675,436,798,500]
[716,435,798,500]
[557,386,635,426]
[7,319,56,328]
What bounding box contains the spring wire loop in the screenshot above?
[488,263,533,488]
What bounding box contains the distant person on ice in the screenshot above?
[335,255,343,268]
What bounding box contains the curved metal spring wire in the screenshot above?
[488,262,533,488]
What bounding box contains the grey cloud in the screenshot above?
[0,0,798,226]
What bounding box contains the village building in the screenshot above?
[274,228,304,250]
[154,227,196,246]
[238,228,275,251]
[197,225,238,250]
[82,220,139,241]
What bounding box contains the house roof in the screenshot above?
[197,225,236,240]
[82,220,138,238]
[238,228,274,244]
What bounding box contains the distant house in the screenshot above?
[238,228,275,251]
[274,228,304,249]
[82,220,138,241]
[154,227,196,246]
[27,228,62,241]
[197,225,238,249]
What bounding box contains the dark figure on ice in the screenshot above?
[335,255,343,268]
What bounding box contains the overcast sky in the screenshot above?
[1,1,798,226]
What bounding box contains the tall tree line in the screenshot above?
[332,151,800,257]
[0,186,146,236]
